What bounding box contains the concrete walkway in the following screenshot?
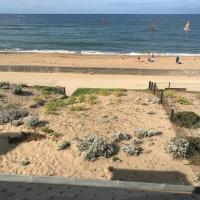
[0,72,199,95]
[0,175,199,200]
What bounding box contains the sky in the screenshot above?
[0,0,200,14]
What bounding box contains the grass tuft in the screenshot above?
[176,96,191,105]
[44,99,66,114]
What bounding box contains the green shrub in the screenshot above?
[67,94,97,106]
[41,127,54,134]
[108,166,113,172]
[112,89,126,97]
[112,156,120,162]
[164,90,176,98]
[44,99,66,114]
[187,137,200,153]
[33,85,64,95]
[176,96,191,105]
[33,96,45,106]
[68,104,85,112]
[0,82,10,89]
[174,111,200,129]
[72,88,127,97]
[24,116,40,128]
[57,141,71,150]
[12,86,23,95]
[20,160,31,166]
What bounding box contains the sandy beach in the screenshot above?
[0,87,197,186]
[0,53,199,69]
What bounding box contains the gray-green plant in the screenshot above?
[136,128,162,139]
[77,135,115,161]
[122,144,141,156]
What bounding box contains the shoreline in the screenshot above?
[1,50,200,57]
[0,52,199,70]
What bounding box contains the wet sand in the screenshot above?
[0,53,199,69]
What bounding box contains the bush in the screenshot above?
[187,137,200,153]
[11,119,23,127]
[66,94,98,106]
[68,104,86,112]
[57,141,71,150]
[0,82,10,89]
[0,105,28,125]
[77,135,115,161]
[196,173,200,185]
[112,156,120,162]
[135,128,162,139]
[72,88,127,97]
[24,116,40,128]
[12,86,23,95]
[131,138,143,145]
[122,144,141,156]
[33,96,45,106]
[108,166,113,172]
[112,89,126,97]
[164,90,176,98]
[33,85,65,95]
[176,96,191,105]
[44,99,66,114]
[174,111,200,129]
[166,138,192,159]
[112,132,132,142]
[41,127,54,134]
[20,160,31,166]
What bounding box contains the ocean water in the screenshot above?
[0,14,199,55]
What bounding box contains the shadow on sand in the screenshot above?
[111,168,191,185]
[0,132,45,155]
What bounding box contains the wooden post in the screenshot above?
[153,83,156,94]
[170,109,174,122]
[160,91,164,104]
[168,82,171,88]
[150,82,154,91]
[63,87,67,98]
[148,81,151,90]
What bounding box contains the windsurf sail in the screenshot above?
[151,21,157,32]
[184,20,190,32]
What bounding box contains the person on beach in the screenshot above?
[176,56,181,64]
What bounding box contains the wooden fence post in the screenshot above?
[63,87,67,98]
[160,91,164,104]
[153,83,156,94]
[170,109,174,122]
[148,81,151,90]
[150,82,154,91]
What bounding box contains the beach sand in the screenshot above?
[0,89,197,185]
[0,53,199,69]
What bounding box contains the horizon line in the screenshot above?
[0,13,199,15]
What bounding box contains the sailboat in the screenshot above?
[184,20,190,32]
[151,21,157,32]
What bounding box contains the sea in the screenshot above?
[0,14,199,56]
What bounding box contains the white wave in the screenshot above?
[0,49,200,56]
